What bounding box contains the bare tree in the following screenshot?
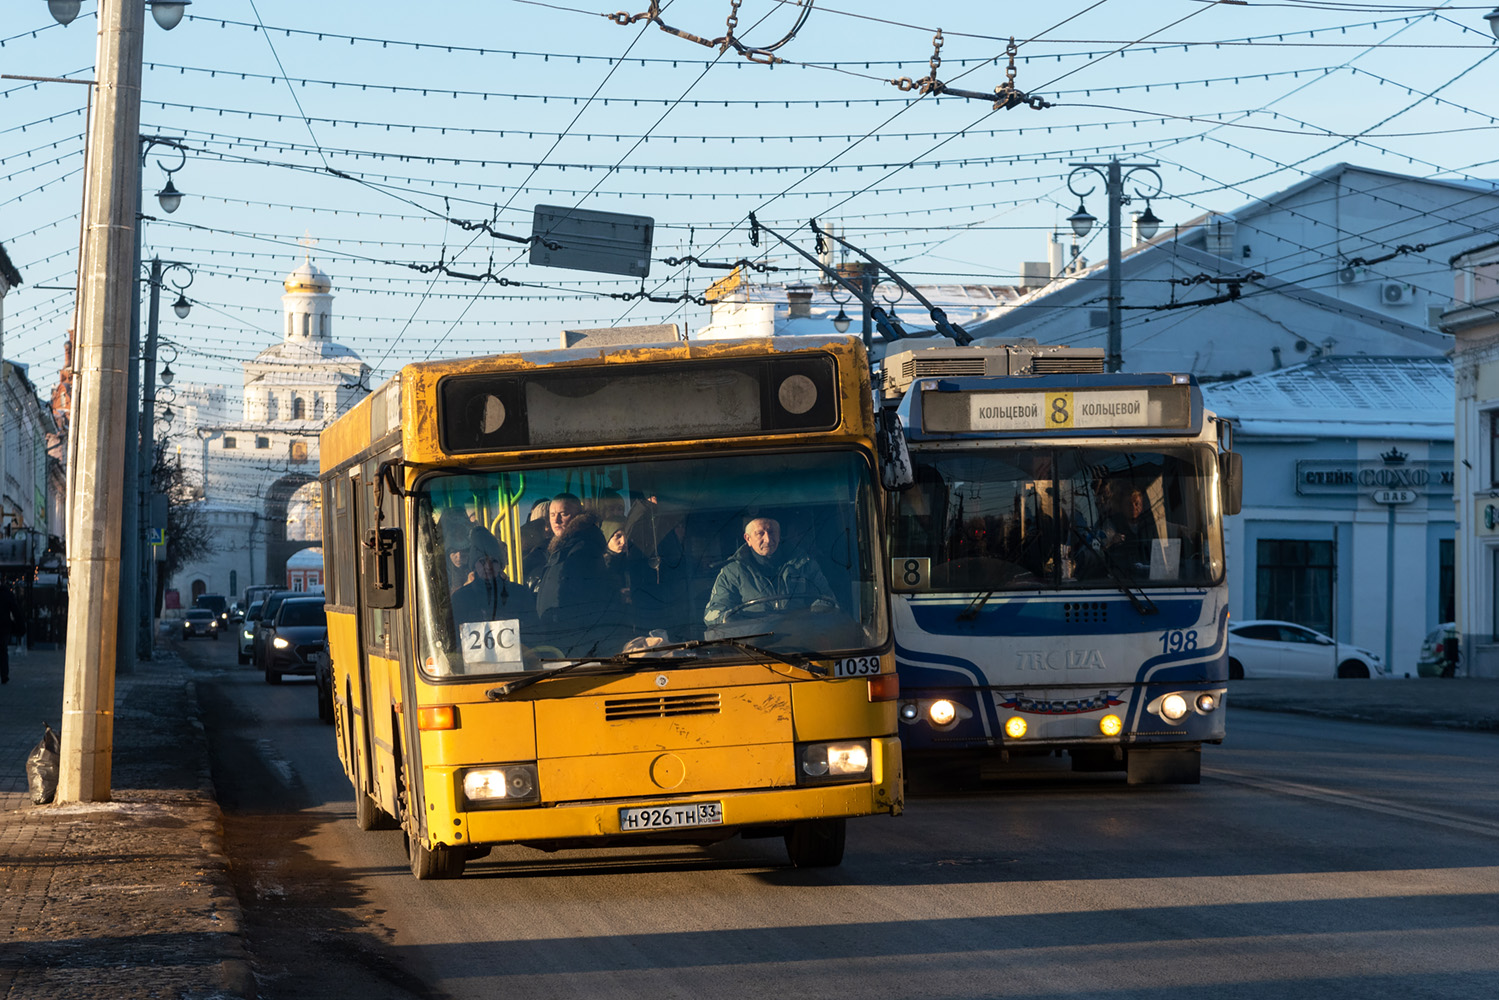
[151,441,215,614]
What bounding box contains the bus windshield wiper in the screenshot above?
[486,633,825,699]
[956,589,997,622]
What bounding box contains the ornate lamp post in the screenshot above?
[1066,159,1165,373]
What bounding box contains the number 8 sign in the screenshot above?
[890,557,930,592]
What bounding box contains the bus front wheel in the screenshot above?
[406,832,466,880]
[784,818,846,868]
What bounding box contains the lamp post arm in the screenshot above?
[748,213,910,341]
[809,220,972,345]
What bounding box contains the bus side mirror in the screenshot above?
[878,407,915,492]
[364,527,404,609]
[1219,451,1243,516]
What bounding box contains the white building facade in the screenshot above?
[170,260,368,605]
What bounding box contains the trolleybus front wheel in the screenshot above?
[784,818,846,868]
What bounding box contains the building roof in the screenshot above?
[1202,355,1454,441]
[0,242,21,290]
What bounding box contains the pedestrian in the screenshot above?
[0,583,22,684]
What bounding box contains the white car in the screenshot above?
[237,600,263,665]
[1227,619,1387,679]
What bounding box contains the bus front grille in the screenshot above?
[605,693,722,721]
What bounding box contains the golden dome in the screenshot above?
[284,260,332,294]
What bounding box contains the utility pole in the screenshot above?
[59,0,146,803]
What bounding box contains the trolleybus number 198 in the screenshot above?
[619,802,724,831]
[832,656,881,677]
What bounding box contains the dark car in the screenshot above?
[195,593,230,630]
[314,648,334,724]
[251,590,297,672]
[263,595,327,685]
[181,608,219,640]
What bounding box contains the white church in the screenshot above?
[169,258,368,607]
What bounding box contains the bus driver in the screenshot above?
[704,516,837,626]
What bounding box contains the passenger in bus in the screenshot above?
[704,516,837,626]
[534,493,629,652]
[435,508,476,593]
[450,527,535,630]
[603,518,651,621]
[518,497,552,585]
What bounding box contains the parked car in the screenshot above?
[181,608,220,640]
[1227,619,1386,679]
[1416,622,1459,678]
[262,595,327,685]
[237,600,263,665]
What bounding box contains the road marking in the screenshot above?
[1207,765,1499,838]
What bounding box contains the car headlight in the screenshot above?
[796,740,871,783]
[272,636,290,650]
[460,764,540,808]
[242,630,254,640]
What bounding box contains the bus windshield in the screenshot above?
[892,445,1223,592]
[413,449,886,677]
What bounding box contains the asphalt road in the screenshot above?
[181,634,1499,1000]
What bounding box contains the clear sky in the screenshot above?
[4,0,1498,403]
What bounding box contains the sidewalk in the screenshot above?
[0,644,252,1000]
[1228,675,1499,732]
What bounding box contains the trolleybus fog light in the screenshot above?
[899,702,919,721]
[1099,714,1123,737]
[797,740,871,783]
[1004,716,1028,739]
[1160,694,1189,721]
[1195,693,1218,713]
[928,699,957,726]
[461,764,540,808]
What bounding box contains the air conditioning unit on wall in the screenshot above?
[1380,281,1411,305]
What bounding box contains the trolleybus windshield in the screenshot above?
[412,449,885,677]
[892,445,1223,593]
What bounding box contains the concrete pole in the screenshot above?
[58,0,145,803]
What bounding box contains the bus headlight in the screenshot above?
[1160,694,1189,721]
[461,764,540,808]
[1004,716,1027,739]
[1099,714,1123,737]
[1195,693,1218,713]
[899,702,919,721]
[928,699,957,726]
[797,740,871,783]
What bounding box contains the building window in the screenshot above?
[223,436,236,449]
[292,397,306,420]
[290,440,308,463]
[1256,539,1334,635]
[255,436,270,450]
[1440,538,1455,623]
[1491,412,1499,488]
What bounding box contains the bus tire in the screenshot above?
[354,790,385,831]
[784,818,846,868]
[407,832,466,880]
[1228,658,1244,680]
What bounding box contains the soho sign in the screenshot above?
[1296,459,1453,496]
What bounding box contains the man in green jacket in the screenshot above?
[704,517,836,627]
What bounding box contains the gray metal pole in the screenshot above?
[137,257,161,659]
[117,159,144,677]
[1106,159,1123,374]
[59,0,145,803]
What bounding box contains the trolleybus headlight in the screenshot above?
[461,764,540,808]
[899,702,919,722]
[928,699,957,726]
[1195,693,1218,713]
[1099,714,1123,737]
[1004,716,1028,739]
[1159,694,1189,721]
[796,740,871,783]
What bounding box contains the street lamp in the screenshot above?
[1486,8,1499,41]
[47,0,190,29]
[1067,159,1165,373]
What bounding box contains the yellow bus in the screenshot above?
[319,335,903,878]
